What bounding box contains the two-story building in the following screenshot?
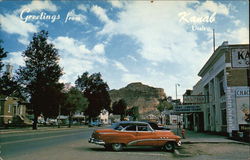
[0,96,30,126]
[184,42,249,136]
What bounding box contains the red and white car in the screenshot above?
[89,121,181,152]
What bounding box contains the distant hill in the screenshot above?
[109,82,167,119]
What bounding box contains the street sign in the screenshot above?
[183,95,207,104]
[174,105,202,113]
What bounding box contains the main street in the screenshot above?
[1,127,249,160]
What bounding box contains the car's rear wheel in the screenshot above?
[163,142,175,152]
[112,143,123,151]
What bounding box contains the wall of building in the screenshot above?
[0,97,27,125]
[190,44,249,135]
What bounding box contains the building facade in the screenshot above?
[186,42,249,135]
[0,96,29,126]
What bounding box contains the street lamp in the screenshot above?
[175,83,180,135]
[175,83,180,100]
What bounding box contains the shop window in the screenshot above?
[219,81,225,96]
[221,108,227,125]
[8,104,11,113]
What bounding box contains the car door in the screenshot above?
[129,124,159,146]
[119,124,138,145]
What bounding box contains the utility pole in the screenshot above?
[58,104,61,128]
[175,83,180,135]
[213,29,215,52]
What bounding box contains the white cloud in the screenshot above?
[53,36,91,57]
[197,1,229,16]
[91,5,111,23]
[97,1,230,97]
[127,55,137,62]
[77,4,88,11]
[92,43,105,55]
[108,1,125,8]
[228,27,249,44]
[233,19,241,26]
[0,14,38,45]
[122,73,140,83]
[213,27,249,46]
[99,1,204,65]
[52,36,108,83]
[3,51,24,67]
[114,60,129,72]
[16,0,58,13]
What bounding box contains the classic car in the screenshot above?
[89,121,181,152]
[88,120,103,127]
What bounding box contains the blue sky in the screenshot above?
[0,0,249,99]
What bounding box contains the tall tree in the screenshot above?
[75,72,111,120]
[112,99,127,120]
[17,30,63,129]
[0,41,20,97]
[62,87,88,127]
[0,40,7,72]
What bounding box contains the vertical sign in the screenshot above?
[236,88,250,124]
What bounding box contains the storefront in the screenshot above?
[186,42,249,135]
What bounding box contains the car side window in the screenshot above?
[138,125,149,131]
[124,125,136,131]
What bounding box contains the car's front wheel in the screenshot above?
[104,144,112,150]
[163,142,175,152]
[112,143,123,151]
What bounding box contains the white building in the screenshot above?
[99,109,109,124]
[185,42,249,136]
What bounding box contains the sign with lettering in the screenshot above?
[174,105,202,113]
[239,124,250,132]
[183,95,207,104]
[236,88,250,97]
[231,48,249,68]
[236,88,250,124]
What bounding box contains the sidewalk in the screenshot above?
[173,128,248,144]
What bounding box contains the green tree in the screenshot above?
[17,30,63,130]
[75,72,111,121]
[157,99,173,112]
[157,99,173,124]
[0,41,21,97]
[62,87,88,127]
[126,106,139,121]
[112,99,127,120]
[0,73,20,97]
[0,40,7,72]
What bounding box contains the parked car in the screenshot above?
[89,121,181,152]
[88,121,103,127]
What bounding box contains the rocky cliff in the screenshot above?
[109,82,167,119]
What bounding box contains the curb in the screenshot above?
[174,149,193,157]
[181,140,249,145]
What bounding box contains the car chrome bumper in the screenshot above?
[88,138,105,145]
[177,141,182,147]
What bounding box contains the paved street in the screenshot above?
[0,126,249,160]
